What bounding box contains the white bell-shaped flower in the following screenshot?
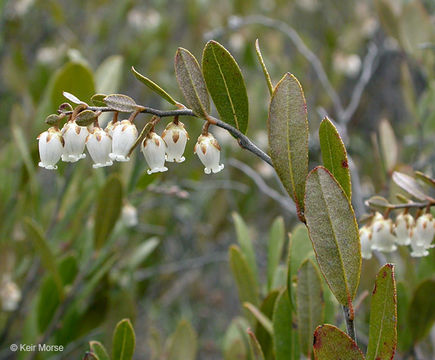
[394,213,414,246]
[86,127,113,168]
[162,121,189,163]
[109,120,138,162]
[410,230,429,257]
[371,212,397,253]
[141,131,168,174]
[61,120,88,162]
[413,214,435,247]
[105,119,119,137]
[359,226,373,259]
[121,203,138,228]
[37,127,64,170]
[194,133,224,174]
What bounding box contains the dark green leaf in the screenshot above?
[243,303,273,335]
[232,212,258,286]
[273,289,299,360]
[296,259,324,358]
[366,264,397,360]
[24,218,64,298]
[104,94,139,113]
[131,66,178,105]
[313,324,364,360]
[229,245,260,317]
[112,319,135,360]
[94,175,123,250]
[223,317,249,360]
[396,282,412,352]
[365,196,391,212]
[75,110,97,127]
[255,39,273,96]
[407,278,435,343]
[202,40,249,133]
[167,320,197,360]
[247,330,265,360]
[319,117,351,199]
[91,94,108,107]
[45,114,62,126]
[175,47,210,118]
[268,73,308,218]
[267,217,285,291]
[90,341,110,360]
[304,166,361,309]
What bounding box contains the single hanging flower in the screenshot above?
[394,212,414,246]
[86,126,113,168]
[371,212,397,253]
[105,111,120,137]
[162,119,189,163]
[109,120,138,162]
[0,276,22,312]
[410,214,435,257]
[61,119,88,162]
[194,132,224,174]
[121,202,138,228]
[37,126,64,170]
[141,131,168,174]
[359,225,373,259]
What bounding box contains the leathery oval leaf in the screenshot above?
[296,259,324,358]
[319,117,351,199]
[202,40,249,134]
[268,73,308,219]
[366,264,397,360]
[313,324,364,360]
[104,94,139,112]
[94,175,123,250]
[167,320,198,360]
[175,47,210,118]
[112,319,135,360]
[304,166,361,309]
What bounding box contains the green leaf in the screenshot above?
[273,289,299,360]
[243,303,273,335]
[365,196,392,212]
[229,245,260,316]
[112,319,136,360]
[167,320,197,360]
[104,94,139,113]
[175,47,210,118]
[247,330,266,360]
[268,73,308,218]
[255,39,273,96]
[223,317,249,360]
[379,119,398,173]
[90,341,110,360]
[366,264,397,360]
[51,62,95,110]
[267,217,285,291]
[296,259,324,358]
[232,212,258,285]
[96,55,124,94]
[24,218,64,298]
[202,40,249,134]
[131,66,178,105]
[125,237,160,270]
[287,224,315,308]
[392,171,428,201]
[313,324,364,360]
[319,117,351,199]
[396,282,412,352]
[75,110,97,127]
[304,166,361,309]
[94,175,123,250]
[407,278,435,343]
[63,91,87,105]
[91,94,108,107]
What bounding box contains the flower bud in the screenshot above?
[162,121,189,163]
[121,203,138,227]
[37,127,64,170]
[359,225,373,259]
[109,120,138,162]
[194,133,224,174]
[61,120,88,162]
[0,276,21,312]
[394,213,414,246]
[141,131,168,174]
[371,212,397,253]
[86,127,113,168]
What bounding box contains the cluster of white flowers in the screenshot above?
[37,118,224,175]
[360,212,435,259]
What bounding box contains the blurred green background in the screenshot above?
[0,0,434,359]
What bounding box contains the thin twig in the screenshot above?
[342,305,356,342]
[228,158,295,214]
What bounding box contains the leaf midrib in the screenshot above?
[372,274,392,359]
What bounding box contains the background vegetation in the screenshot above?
[0,0,434,359]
